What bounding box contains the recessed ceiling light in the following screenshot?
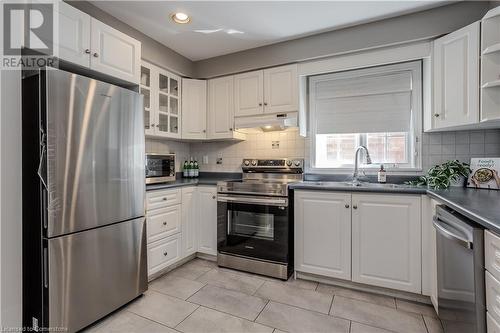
[171,12,190,24]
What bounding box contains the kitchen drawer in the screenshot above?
[486,271,500,325]
[146,188,181,210]
[488,312,500,333]
[147,234,181,277]
[147,204,181,243]
[486,230,500,281]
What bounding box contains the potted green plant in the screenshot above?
[407,160,471,189]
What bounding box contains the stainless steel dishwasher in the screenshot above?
[434,205,486,333]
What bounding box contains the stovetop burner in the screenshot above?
[218,158,304,197]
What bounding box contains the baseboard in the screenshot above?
[147,253,197,282]
[196,252,217,261]
[296,271,431,305]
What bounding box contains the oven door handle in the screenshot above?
[433,216,472,250]
[218,195,288,207]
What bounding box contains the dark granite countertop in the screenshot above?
[427,187,500,234]
[146,172,241,191]
[146,172,500,233]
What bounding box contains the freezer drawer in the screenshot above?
[47,217,147,332]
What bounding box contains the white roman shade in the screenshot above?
[310,61,420,134]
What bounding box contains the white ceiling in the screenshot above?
[91,1,450,61]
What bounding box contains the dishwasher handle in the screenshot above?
[433,216,473,250]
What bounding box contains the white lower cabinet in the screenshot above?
[294,191,351,280]
[351,194,422,293]
[182,187,198,257]
[146,186,218,278]
[197,186,218,256]
[147,234,181,276]
[147,205,181,243]
[294,190,422,294]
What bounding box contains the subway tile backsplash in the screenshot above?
[422,130,500,171]
[190,129,306,173]
[146,129,500,175]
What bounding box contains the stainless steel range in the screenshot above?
[217,158,304,280]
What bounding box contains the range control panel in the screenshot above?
[242,158,303,169]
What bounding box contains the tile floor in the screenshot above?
[84,259,443,333]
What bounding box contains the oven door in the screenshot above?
[217,194,289,264]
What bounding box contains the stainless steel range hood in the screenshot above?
[234,112,298,133]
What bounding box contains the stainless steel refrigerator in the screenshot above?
[22,68,147,332]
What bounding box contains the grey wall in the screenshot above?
[193,1,489,78]
[0,70,22,328]
[68,1,195,77]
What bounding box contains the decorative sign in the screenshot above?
[467,158,500,190]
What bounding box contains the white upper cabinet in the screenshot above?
[90,19,141,83]
[53,3,141,84]
[481,7,500,122]
[295,191,352,280]
[182,79,207,140]
[351,193,421,293]
[234,70,264,117]
[208,76,235,139]
[432,21,480,130]
[56,2,91,68]
[141,61,181,138]
[234,65,298,117]
[263,64,298,114]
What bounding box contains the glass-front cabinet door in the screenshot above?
[141,61,181,138]
[140,65,154,136]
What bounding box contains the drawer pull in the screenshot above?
[163,251,168,256]
[162,197,167,201]
[163,221,167,226]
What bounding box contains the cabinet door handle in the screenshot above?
[229,128,233,131]
[203,129,206,133]
[93,52,99,58]
[353,205,358,209]
[162,197,167,201]
[258,103,263,106]
[163,251,168,256]
[84,49,91,54]
[163,221,167,226]
[345,204,350,208]
[212,195,216,199]
[434,114,440,118]
[264,102,268,106]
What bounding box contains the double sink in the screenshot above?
[304,181,412,189]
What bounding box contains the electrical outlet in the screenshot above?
[272,141,280,149]
[203,155,209,164]
[216,157,223,164]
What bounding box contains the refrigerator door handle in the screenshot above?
[43,247,48,288]
[37,129,48,190]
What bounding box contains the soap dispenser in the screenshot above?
[377,165,386,183]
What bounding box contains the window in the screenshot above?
[309,61,422,171]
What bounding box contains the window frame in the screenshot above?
[308,60,423,173]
